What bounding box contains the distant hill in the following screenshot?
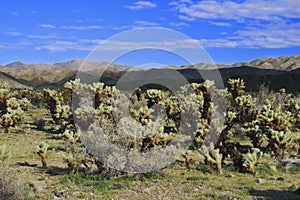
[0,71,29,88]
[232,53,300,71]
[1,53,300,91]
[5,61,54,71]
[4,59,133,71]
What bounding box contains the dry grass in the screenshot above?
[0,168,28,200]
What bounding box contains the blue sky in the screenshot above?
[1,0,300,66]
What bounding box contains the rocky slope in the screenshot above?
[233,53,300,71]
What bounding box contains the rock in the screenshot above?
[141,187,150,193]
[53,191,64,198]
[256,178,265,184]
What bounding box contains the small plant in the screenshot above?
[33,118,46,130]
[61,129,90,174]
[200,143,223,174]
[242,148,263,175]
[0,145,11,165]
[36,142,49,168]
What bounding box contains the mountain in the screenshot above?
[53,59,133,71]
[4,53,300,71]
[5,61,54,71]
[4,59,133,71]
[0,70,30,88]
[233,53,300,71]
[1,53,300,91]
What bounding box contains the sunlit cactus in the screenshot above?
[228,78,245,99]
[245,98,297,157]
[200,143,223,174]
[61,129,89,174]
[63,129,81,145]
[36,142,49,168]
[0,84,31,132]
[61,151,82,174]
[43,88,73,130]
[130,106,153,125]
[145,89,164,107]
[242,148,263,174]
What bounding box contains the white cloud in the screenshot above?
[0,41,30,49]
[6,32,22,36]
[35,38,202,52]
[233,20,300,48]
[125,1,157,10]
[171,0,300,21]
[178,15,194,21]
[134,20,159,26]
[198,39,239,48]
[60,25,103,30]
[34,19,300,53]
[40,24,56,28]
[27,34,58,39]
[209,21,232,27]
[178,0,193,4]
[35,40,94,52]
[112,21,160,30]
[169,22,189,27]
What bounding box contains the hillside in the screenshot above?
[233,53,300,71]
[1,53,300,91]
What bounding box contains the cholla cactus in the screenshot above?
[193,118,210,148]
[200,143,223,174]
[228,78,245,99]
[93,82,118,110]
[163,96,181,133]
[19,98,31,111]
[245,98,297,157]
[36,142,49,168]
[0,145,11,165]
[145,89,164,107]
[61,151,82,174]
[0,85,30,132]
[242,148,263,174]
[190,80,214,121]
[130,106,153,125]
[43,89,73,130]
[269,130,293,157]
[64,129,81,145]
[62,129,89,173]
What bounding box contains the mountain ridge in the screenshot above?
[3,53,300,71]
[1,53,300,92]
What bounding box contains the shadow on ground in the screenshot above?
[46,166,69,176]
[249,188,300,200]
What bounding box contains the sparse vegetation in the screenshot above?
[0,79,299,199]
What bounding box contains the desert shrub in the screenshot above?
[33,118,46,130]
[0,83,31,132]
[40,78,300,175]
[0,168,27,200]
[43,88,73,130]
[12,88,44,108]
